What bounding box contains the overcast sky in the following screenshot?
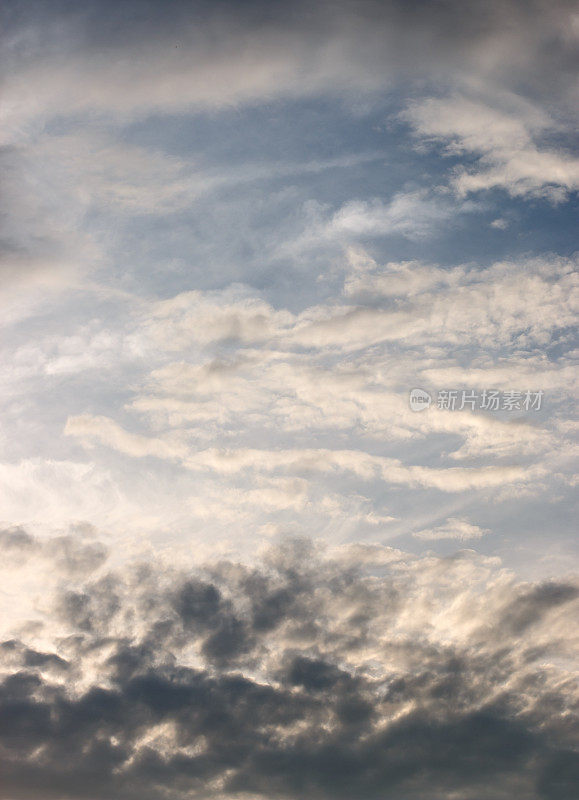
[0,1,578,798]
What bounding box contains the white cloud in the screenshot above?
[65,413,540,494]
[326,191,462,240]
[414,516,490,540]
[404,95,579,199]
[0,143,101,320]
[64,414,189,460]
[129,254,577,357]
[42,248,572,541]
[0,459,123,530]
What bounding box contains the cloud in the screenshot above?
[305,191,471,244]
[414,517,490,541]
[0,243,569,548]
[64,415,189,461]
[133,254,577,354]
[40,248,571,540]
[1,0,576,337]
[0,459,125,529]
[0,533,577,799]
[403,96,579,200]
[2,0,577,133]
[65,415,538,493]
[0,0,576,328]
[0,524,107,574]
[0,0,576,702]
[0,143,100,319]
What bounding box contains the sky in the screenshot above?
[0,1,578,798]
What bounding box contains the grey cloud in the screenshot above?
[1,0,577,127]
[0,526,108,575]
[0,526,37,554]
[172,578,255,663]
[0,534,577,799]
[44,536,109,575]
[0,145,98,297]
[0,640,69,673]
[499,581,579,635]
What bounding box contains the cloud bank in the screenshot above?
[0,529,577,800]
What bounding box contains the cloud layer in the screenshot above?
[0,529,577,800]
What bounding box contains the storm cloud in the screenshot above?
[0,532,577,800]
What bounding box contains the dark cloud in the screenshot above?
[0,526,36,554]
[0,640,69,673]
[1,0,577,122]
[499,581,579,635]
[0,526,108,574]
[0,535,577,799]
